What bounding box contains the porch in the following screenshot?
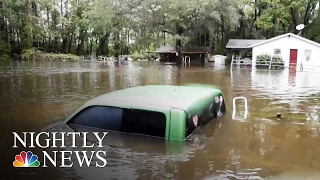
[226,39,267,66]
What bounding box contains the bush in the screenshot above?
[256,54,271,64]
[21,48,37,61]
[129,51,146,61]
[256,54,284,63]
[21,48,80,61]
[271,55,284,63]
[256,54,284,69]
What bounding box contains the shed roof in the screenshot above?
[149,46,211,53]
[226,39,266,49]
[152,45,175,53]
[247,33,320,48]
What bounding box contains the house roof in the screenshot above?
[247,33,320,48]
[226,39,266,49]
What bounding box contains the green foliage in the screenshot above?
[0,56,10,63]
[2,0,320,59]
[129,51,147,61]
[256,54,271,64]
[256,54,284,69]
[21,48,37,61]
[256,54,283,63]
[272,55,284,62]
[42,52,80,61]
[21,48,80,61]
[256,54,271,62]
[0,39,9,56]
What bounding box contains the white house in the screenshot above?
[249,33,320,70]
[226,33,320,71]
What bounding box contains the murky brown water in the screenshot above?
[1,61,320,180]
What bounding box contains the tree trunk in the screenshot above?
[220,15,225,54]
[99,32,109,56]
[46,7,51,52]
[114,32,120,59]
[62,38,67,53]
[90,39,93,55]
[175,23,184,65]
[68,36,73,54]
[76,29,85,55]
[22,0,32,51]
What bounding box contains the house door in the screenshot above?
[289,49,298,66]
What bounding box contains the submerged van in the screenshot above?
[64,85,226,141]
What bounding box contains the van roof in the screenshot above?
[84,85,222,110]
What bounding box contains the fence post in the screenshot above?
[269,57,273,70]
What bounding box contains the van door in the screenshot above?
[214,93,226,116]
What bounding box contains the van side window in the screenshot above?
[67,106,167,138]
[186,117,194,137]
[124,109,167,138]
[186,114,198,137]
[67,106,124,131]
[215,94,226,116]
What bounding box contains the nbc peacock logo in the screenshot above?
[13,151,40,167]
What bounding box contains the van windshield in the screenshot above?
[67,106,167,138]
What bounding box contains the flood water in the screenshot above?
[1,61,320,180]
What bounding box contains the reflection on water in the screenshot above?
[0,61,320,179]
[48,123,207,179]
[251,68,320,98]
[250,68,320,122]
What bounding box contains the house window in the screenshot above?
[304,50,311,56]
[305,50,311,61]
[274,49,281,54]
[215,94,226,116]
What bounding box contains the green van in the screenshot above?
[64,84,226,141]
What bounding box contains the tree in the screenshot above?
[1,0,320,60]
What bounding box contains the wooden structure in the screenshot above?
[148,46,177,62]
[148,45,211,63]
[181,46,211,62]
